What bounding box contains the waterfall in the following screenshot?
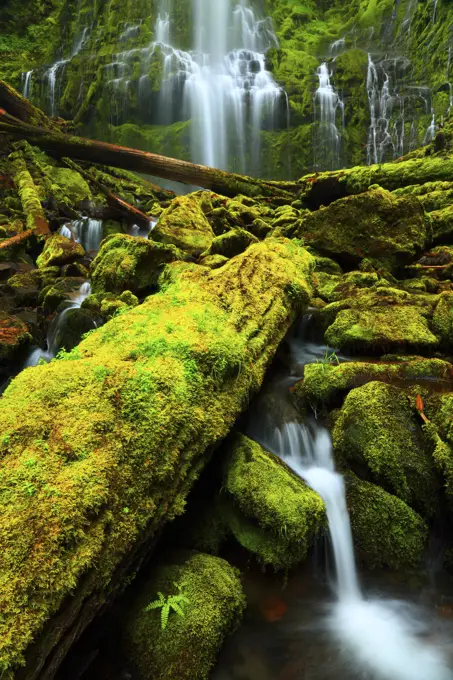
[25,282,92,367]
[60,218,103,252]
[313,63,344,170]
[107,0,286,174]
[424,110,436,144]
[22,71,33,99]
[246,320,453,680]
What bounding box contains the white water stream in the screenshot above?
[246,322,453,680]
[313,63,344,170]
[60,218,103,252]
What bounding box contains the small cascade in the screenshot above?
[433,0,439,23]
[47,60,68,116]
[424,110,436,144]
[25,282,92,367]
[328,38,345,56]
[247,320,453,680]
[313,62,344,170]
[22,71,33,99]
[60,218,103,252]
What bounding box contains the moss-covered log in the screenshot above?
[8,150,51,237]
[0,112,300,200]
[0,81,58,131]
[0,238,313,679]
[300,157,453,209]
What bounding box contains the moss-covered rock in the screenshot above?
[295,357,453,413]
[36,234,85,269]
[203,228,259,259]
[333,381,439,517]
[432,292,453,349]
[198,254,229,270]
[152,195,215,254]
[124,552,245,680]
[52,307,97,352]
[0,312,31,363]
[325,306,438,353]
[90,233,183,295]
[7,267,59,306]
[346,473,428,570]
[297,188,427,270]
[0,238,313,676]
[39,277,86,314]
[222,434,325,570]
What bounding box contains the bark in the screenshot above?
[0,111,300,201]
[8,150,51,237]
[0,81,59,131]
[0,229,34,251]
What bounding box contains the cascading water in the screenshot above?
[22,70,33,99]
[60,218,103,252]
[107,0,287,174]
[313,63,344,170]
[25,282,93,367]
[245,320,453,680]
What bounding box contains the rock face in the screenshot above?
[0,238,313,679]
[221,433,326,569]
[124,552,246,680]
[296,188,427,269]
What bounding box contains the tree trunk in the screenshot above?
[8,150,51,237]
[0,111,300,201]
[0,81,59,131]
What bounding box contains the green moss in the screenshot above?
[36,234,85,269]
[333,381,440,517]
[198,255,229,270]
[222,433,325,569]
[432,292,453,349]
[0,312,31,363]
[203,229,259,259]
[296,356,453,412]
[0,238,313,674]
[124,552,246,680]
[91,234,184,295]
[297,188,427,270]
[346,473,428,570]
[39,277,86,314]
[325,305,438,353]
[152,195,215,255]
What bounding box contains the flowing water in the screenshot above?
[60,218,104,252]
[25,281,93,367]
[22,70,33,99]
[313,63,344,170]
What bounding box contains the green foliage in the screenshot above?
[145,583,191,631]
[315,349,340,369]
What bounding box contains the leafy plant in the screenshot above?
[316,349,340,369]
[145,582,191,631]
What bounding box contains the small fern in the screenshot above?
[145,583,191,631]
[316,349,340,369]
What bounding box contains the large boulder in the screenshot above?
[152,195,215,254]
[36,234,85,269]
[333,381,440,517]
[90,234,183,295]
[296,188,427,269]
[222,434,325,570]
[124,552,245,680]
[0,238,313,677]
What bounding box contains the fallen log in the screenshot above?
[0,239,314,679]
[0,229,34,251]
[0,110,300,200]
[62,158,154,228]
[0,82,59,132]
[8,150,51,237]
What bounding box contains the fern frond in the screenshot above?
[161,602,170,630]
[145,600,163,611]
[170,601,186,617]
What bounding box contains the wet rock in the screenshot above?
[39,277,86,314]
[221,433,325,569]
[346,473,428,570]
[91,233,183,295]
[124,552,245,680]
[0,312,32,364]
[55,308,97,351]
[37,234,85,268]
[333,381,440,517]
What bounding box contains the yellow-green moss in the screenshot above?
[152,194,215,254]
[0,238,313,675]
[222,434,325,569]
[0,312,31,362]
[346,473,428,570]
[124,552,246,680]
[333,381,439,517]
[203,228,259,259]
[36,234,85,269]
[90,233,183,295]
